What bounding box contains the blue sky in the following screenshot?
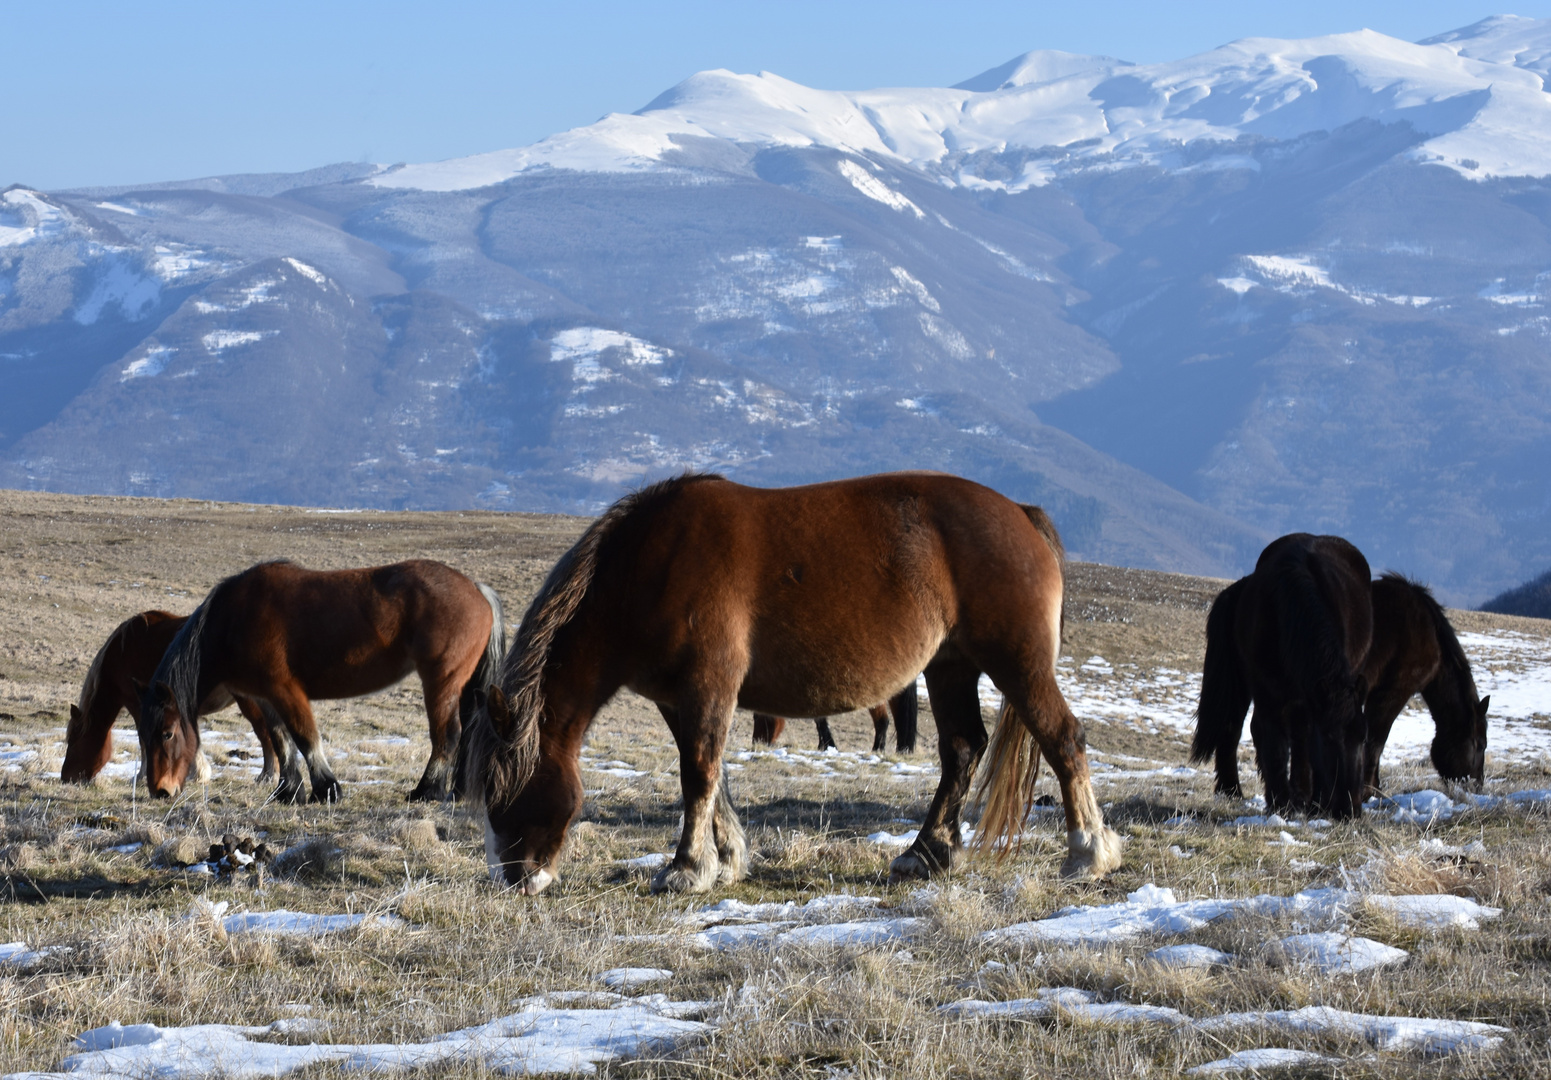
[2,1,1546,190]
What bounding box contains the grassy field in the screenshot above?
[1,489,1550,1077]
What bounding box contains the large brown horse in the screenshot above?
[1360,573,1489,797]
[63,611,278,786]
[752,685,919,753]
[465,472,1121,895]
[137,560,505,803]
[1190,533,1373,817]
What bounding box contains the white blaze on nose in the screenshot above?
[483,817,507,885]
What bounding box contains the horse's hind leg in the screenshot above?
[890,684,919,754]
[1250,700,1294,812]
[410,669,465,802]
[653,698,740,893]
[711,765,748,886]
[868,705,889,753]
[890,661,986,881]
[1010,670,1122,880]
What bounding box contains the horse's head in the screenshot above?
[1433,693,1489,791]
[469,685,576,896]
[134,679,200,798]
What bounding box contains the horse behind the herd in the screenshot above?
[1192,535,1489,817]
[134,559,505,803]
[464,471,1123,894]
[63,610,278,786]
[752,684,920,753]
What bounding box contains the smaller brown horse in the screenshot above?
[1360,573,1489,797]
[752,685,919,752]
[64,611,278,786]
[137,560,504,803]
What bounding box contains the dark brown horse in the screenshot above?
[64,611,279,786]
[1360,573,1489,796]
[752,685,919,753]
[137,560,505,803]
[465,472,1120,895]
[1190,533,1373,818]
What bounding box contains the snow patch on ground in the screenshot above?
[11,998,714,1079]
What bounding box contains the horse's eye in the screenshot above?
[162,729,174,742]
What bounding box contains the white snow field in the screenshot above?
[370,16,1551,192]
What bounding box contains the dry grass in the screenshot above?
[0,490,1549,1077]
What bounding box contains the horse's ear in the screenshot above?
[153,680,175,706]
[470,688,487,713]
[1479,694,1491,715]
[131,677,148,696]
[487,685,513,738]
[69,704,82,722]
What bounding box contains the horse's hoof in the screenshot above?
[651,861,717,894]
[887,850,935,883]
[311,780,344,804]
[274,782,307,804]
[1059,826,1124,880]
[519,868,555,896]
[406,783,442,803]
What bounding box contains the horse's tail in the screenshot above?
[464,474,722,808]
[971,698,1042,860]
[453,583,507,799]
[969,505,1065,857]
[890,682,919,753]
[1191,578,1251,766]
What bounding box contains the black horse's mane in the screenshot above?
[1380,571,1475,687]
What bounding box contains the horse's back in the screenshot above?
[611,473,1061,715]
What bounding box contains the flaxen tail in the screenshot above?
[970,503,1066,857]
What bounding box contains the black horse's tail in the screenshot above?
[453,583,507,798]
[1192,578,1251,794]
[890,682,919,754]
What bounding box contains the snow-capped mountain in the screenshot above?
[372,15,1551,191]
[3,17,1551,602]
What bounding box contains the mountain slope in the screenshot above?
[4,17,1550,601]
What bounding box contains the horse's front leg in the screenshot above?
[653,700,742,893]
[270,686,341,804]
[234,696,280,785]
[409,673,463,802]
[890,663,985,882]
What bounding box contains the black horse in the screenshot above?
[1191,534,1373,818]
[1360,573,1489,796]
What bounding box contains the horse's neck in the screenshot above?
[1421,652,1476,734]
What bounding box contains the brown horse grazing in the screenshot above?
[137,560,505,803]
[63,611,278,786]
[1360,573,1489,797]
[1190,533,1373,818]
[465,472,1120,896]
[752,685,920,753]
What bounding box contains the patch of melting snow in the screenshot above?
[1147,944,1233,969]
[596,968,672,989]
[942,991,1504,1056]
[617,853,669,869]
[0,942,69,971]
[188,900,404,936]
[11,997,715,1079]
[1277,932,1408,973]
[1196,1005,1508,1054]
[1186,1048,1338,1074]
[978,879,1500,947]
